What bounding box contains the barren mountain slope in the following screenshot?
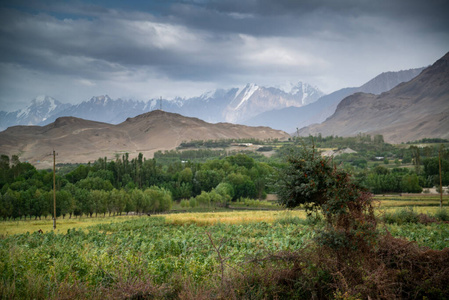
[297,52,449,143]
[0,110,289,168]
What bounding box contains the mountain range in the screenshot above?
[243,68,425,133]
[1,54,445,150]
[0,110,289,168]
[297,52,449,143]
[0,67,424,133]
[0,82,323,131]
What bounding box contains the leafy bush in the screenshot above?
[434,208,449,221]
[180,199,189,208]
[382,207,419,224]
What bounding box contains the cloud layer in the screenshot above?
[1,0,448,110]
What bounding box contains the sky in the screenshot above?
[0,0,448,112]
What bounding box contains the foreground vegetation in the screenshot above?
[1,136,448,299]
[1,207,448,299]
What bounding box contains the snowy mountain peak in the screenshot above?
[34,95,51,103]
[199,90,215,100]
[30,95,57,106]
[235,83,259,100]
[288,82,324,105]
[88,95,112,104]
[18,95,59,118]
[234,83,259,110]
[9,95,70,125]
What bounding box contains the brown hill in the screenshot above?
[297,52,449,143]
[0,110,289,168]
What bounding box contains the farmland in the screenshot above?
[1,197,448,299]
[1,136,448,298]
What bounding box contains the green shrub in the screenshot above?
[383,207,419,224]
[189,197,197,208]
[180,199,189,208]
[433,208,449,221]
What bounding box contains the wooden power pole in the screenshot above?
[53,150,57,230]
[439,145,443,208]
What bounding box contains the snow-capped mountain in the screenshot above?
[0,82,324,131]
[243,67,426,133]
[0,96,70,130]
[222,83,324,123]
[42,95,149,125]
[166,82,324,124]
[279,82,324,105]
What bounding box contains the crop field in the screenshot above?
[1,214,316,298]
[1,198,448,299]
[375,194,448,211]
[0,215,142,236]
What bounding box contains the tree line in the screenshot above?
[1,135,447,220]
[0,152,273,220]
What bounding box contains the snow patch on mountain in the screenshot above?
[235,84,259,110]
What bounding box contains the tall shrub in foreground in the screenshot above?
[276,145,377,254]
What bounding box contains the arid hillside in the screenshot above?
[297,52,449,143]
[0,110,289,168]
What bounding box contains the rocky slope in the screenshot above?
[243,67,425,133]
[296,53,449,143]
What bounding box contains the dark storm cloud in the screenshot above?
[174,0,449,35]
[0,0,448,110]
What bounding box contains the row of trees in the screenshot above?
[0,185,172,221]
[0,153,270,220]
[361,156,449,194]
[0,136,447,220]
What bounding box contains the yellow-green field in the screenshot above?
[1,195,447,235]
[0,211,308,235]
[165,210,307,226]
[375,195,448,207]
[0,215,142,235]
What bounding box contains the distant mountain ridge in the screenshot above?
[0,110,289,168]
[243,67,425,133]
[0,96,71,131]
[0,68,427,133]
[0,82,323,131]
[297,52,449,143]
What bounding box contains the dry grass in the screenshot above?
[0,215,142,235]
[165,210,307,226]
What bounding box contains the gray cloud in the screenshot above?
[0,0,448,111]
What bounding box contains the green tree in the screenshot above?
[144,186,172,213]
[66,164,90,183]
[57,190,74,219]
[193,169,223,194]
[178,167,193,183]
[400,174,423,193]
[225,173,256,200]
[275,145,377,253]
[76,177,113,191]
[131,188,145,214]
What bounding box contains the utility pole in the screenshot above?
[439,145,443,208]
[52,150,57,230]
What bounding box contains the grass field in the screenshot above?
[1,195,447,235]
